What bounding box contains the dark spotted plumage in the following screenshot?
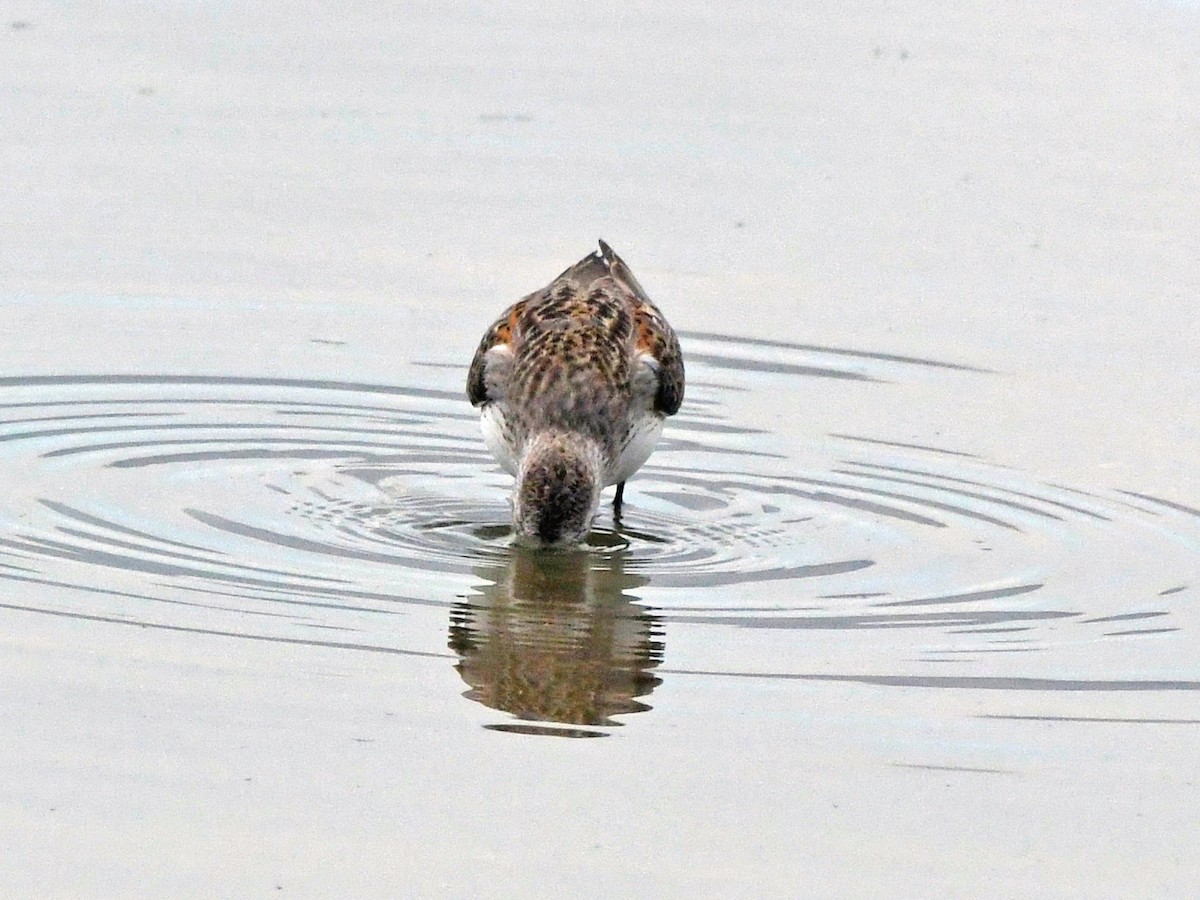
[467,241,685,547]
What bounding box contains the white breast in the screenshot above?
[609,412,664,486]
[479,404,520,477]
[605,350,668,485]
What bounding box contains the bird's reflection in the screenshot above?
[449,544,664,738]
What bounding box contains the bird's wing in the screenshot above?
[634,304,685,416]
[466,296,531,406]
[597,241,685,415]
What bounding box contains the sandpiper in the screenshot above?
[467,241,684,547]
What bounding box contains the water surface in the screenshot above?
[4,2,1200,896]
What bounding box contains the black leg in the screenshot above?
[613,481,625,518]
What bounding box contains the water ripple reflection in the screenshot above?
[0,332,1197,733]
[450,548,663,738]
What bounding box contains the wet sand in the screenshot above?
[3,2,1200,897]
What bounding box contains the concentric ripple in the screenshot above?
[1,330,1198,734]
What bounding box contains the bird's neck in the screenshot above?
[513,431,604,547]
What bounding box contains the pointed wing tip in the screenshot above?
[597,239,629,279]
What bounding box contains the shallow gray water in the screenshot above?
[5,2,1200,895]
[4,332,1197,744]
